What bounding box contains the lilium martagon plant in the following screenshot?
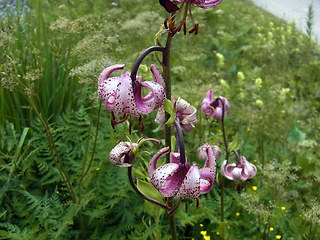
[148,120,222,214]
[98,46,166,131]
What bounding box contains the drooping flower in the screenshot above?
[201,89,230,119]
[148,144,221,198]
[109,141,138,167]
[163,0,223,35]
[221,156,257,181]
[98,64,166,120]
[170,0,223,9]
[197,143,222,162]
[109,138,162,167]
[155,97,197,133]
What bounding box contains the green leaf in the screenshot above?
[137,179,164,203]
[227,132,239,153]
[163,99,175,126]
[137,180,164,219]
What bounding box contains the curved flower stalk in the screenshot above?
[163,0,223,35]
[201,89,230,120]
[221,151,257,181]
[148,121,221,202]
[98,64,166,127]
[155,97,197,133]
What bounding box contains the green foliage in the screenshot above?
[1,0,320,239]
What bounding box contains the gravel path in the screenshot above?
[251,0,320,43]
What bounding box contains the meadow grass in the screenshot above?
[0,0,319,239]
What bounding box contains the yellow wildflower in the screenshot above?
[252,186,258,191]
[236,212,240,217]
[200,231,207,236]
[276,235,281,239]
[270,227,274,231]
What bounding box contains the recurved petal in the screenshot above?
[170,152,181,164]
[155,107,166,130]
[231,167,247,181]
[221,160,236,180]
[219,96,231,115]
[134,81,166,115]
[176,98,197,132]
[148,147,170,176]
[197,0,223,9]
[241,156,257,179]
[98,64,125,85]
[212,106,223,119]
[201,90,215,115]
[203,145,217,170]
[150,64,165,88]
[176,164,200,198]
[150,162,189,197]
[199,167,215,194]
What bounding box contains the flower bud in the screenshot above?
[109,142,138,167]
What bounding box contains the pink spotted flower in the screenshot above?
[201,89,230,120]
[98,64,166,125]
[155,97,197,133]
[221,156,257,181]
[148,144,221,199]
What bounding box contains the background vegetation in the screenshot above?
[0,0,319,239]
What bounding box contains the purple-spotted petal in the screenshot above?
[148,147,170,175]
[176,164,200,198]
[134,80,166,114]
[199,167,215,194]
[152,162,190,197]
[150,65,165,88]
[98,64,125,85]
[98,69,140,117]
[175,98,197,133]
[170,152,181,164]
[197,0,223,9]
[170,0,222,9]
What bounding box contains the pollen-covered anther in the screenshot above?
[189,24,199,35]
[111,113,129,128]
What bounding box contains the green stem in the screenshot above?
[163,30,172,162]
[127,167,169,210]
[169,214,178,240]
[218,98,228,240]
[27,95,76,203]
[78,100,102,206]
[162,29,177,240]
